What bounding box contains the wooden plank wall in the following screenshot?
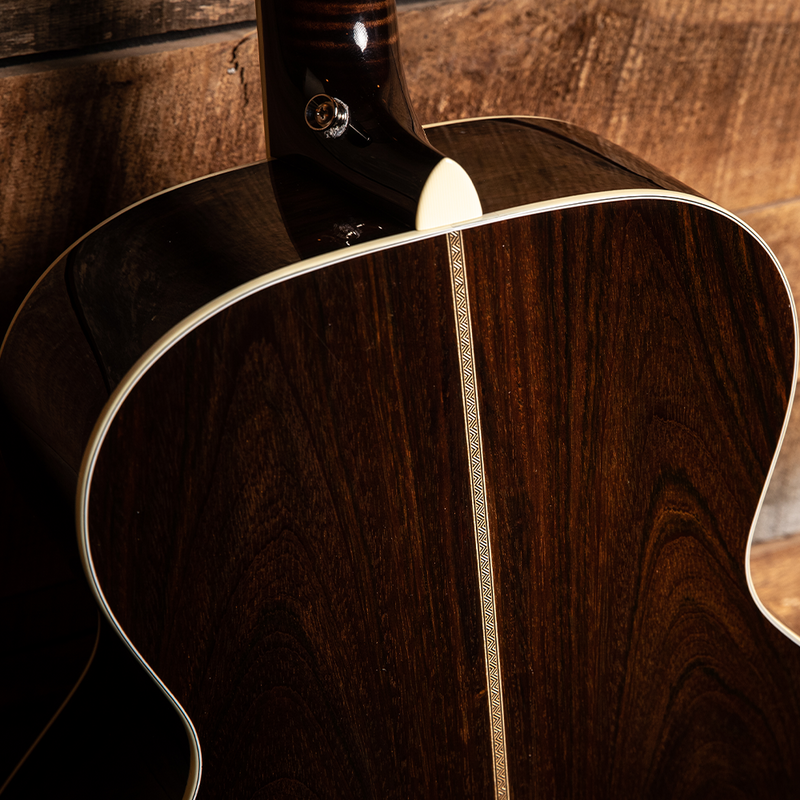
[0,0,255,59]
[3,0,800,787]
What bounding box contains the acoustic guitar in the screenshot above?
[3,1,800,797]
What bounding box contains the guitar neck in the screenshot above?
[254,0,482,229]
[256,0,425,153]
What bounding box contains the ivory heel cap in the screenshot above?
[416,158,483,231]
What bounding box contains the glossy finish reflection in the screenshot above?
[256,0,443,225]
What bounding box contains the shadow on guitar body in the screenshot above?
[2,619,188,799]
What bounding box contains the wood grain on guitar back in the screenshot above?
[86,237,496,798]
[466,203,799,797]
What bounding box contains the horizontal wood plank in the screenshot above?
[750,534,800,635]
[401,0,800,211]
[0,0,255,60]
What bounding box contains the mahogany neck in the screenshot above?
[255,0,479,228]
[256,0,426,149]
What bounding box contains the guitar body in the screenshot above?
[3,112,800,798]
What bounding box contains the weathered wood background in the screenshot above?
[3,0,800,790]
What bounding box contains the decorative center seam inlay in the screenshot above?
[447,230,510,799]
